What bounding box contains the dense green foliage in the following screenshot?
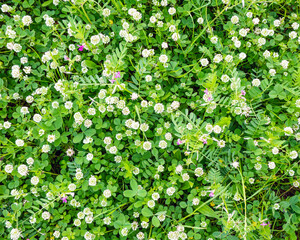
[0,0,300,239]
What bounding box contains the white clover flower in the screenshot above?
[65,101,73,109]
[293,181,299,188]
[109,146,117,154]
[233,192,241,201]
[194,167,203,177]
[239,52,246,60]
[246,12,253,18]
[225,55,233,62]
[22,15,32,26]
[103,189,111,198]
[13,43,22,53]
[289,31,297,39]
[213,125,222,134]
[121,228,128,236]
[274,19,281,27]
[182,173,190,181]
[192,198,200,206]
[150,16,157,23]
[85,215,94,224]
[284,127,293,136]
[53,231,60,238]
[42,211,51,220]
[143,141,152,150]
[268,161,276,169]
[175,165,183,174]
[15,139,24,147]
[289,151,298,159]
[74,171,83,181]
[103,217,111,225]
[280,60,289,69]
[269,69,276,76]
[168,7,176,15]
[47,134,56,143]
[292,22,299,30]
[159,54,168,63]
[89,175,97,186]
[77,212,85,220]
[10,228,22,240]
[140,123,149,132]
[252,78,261,87]
[66,148,75,157]
[231,161,239,168]
[66,183,76,191]
[252,17,260,25]
[74,219,81,227]
[272,147,279,155]
[102,8,111,17]
[133,11,142,21]
[20,106,29,114]
[1,4,12,12]
[91,35,100,45]
[151,192,160,200]
[5,164,14,173]
[147,200,155,208]
[45,17,55,27]
[197,17,204,24]
[158,214,166,222]
[154,103,164,113]
[166,187,176,196]
[42,144,51,153]
[171,32,180,41]
[159,140,167,149]
[200,58,209,66]
[254,163,262,170]
[288,169,295,176]
[210,36,218,44]
[263,50,271,58]
[142,49,150,57]
[261,28,269,36]
[231,15,239,24]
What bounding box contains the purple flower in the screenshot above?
[241,90,246,96]
[64,55,70,61]
[77,45,84,51]
[109,79,116,83]
[203,139,207,144]
[204,88,209,95]
[61,197,67,203]
[261,222,268,226]
[114,71,121,78]
[209,191,214,197]
[177,139,183,145]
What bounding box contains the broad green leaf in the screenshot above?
[130,179,138,192]
[141,207,153,217]
[152,216,160,227]
[73,133,84,143]
[85,60,98,69]
[123,190,136,198]
[198,203,218,218]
